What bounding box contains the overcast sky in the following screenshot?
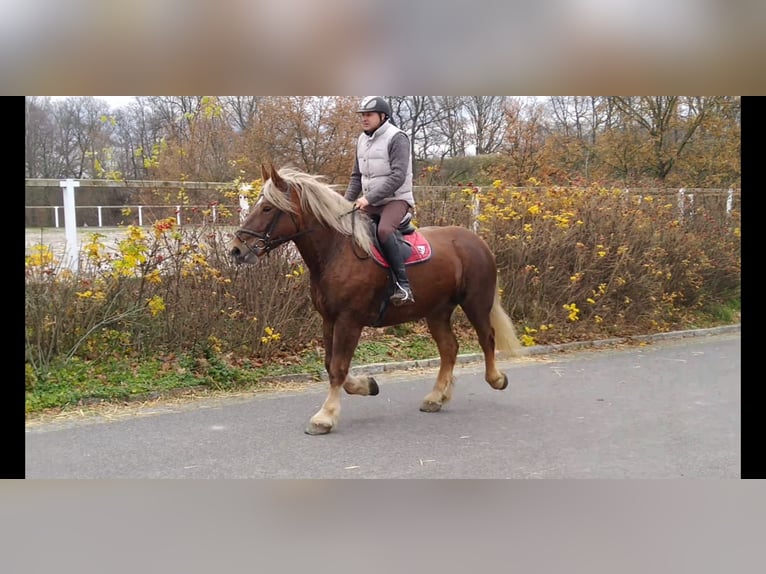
[99,96,133,108]
[49,96,134,109]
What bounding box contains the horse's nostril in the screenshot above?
[229,247,240,258]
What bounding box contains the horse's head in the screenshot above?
[229,164,302,264]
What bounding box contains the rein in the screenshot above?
[343,206,371,260]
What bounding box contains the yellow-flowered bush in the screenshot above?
[25,180,739,369]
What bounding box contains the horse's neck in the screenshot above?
[292,226,345,274]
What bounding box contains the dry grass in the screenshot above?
[25,351,559,429]
[25,379,321,429]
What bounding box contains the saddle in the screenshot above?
[370,212,432,268]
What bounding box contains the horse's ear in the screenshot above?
[269,164,286,191]
[260,163,270,183]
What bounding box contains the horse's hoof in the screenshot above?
[368,377,380,396]
[305,422,333,435]
[497,374,509,390]
[420,401,442,413]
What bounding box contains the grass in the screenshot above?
[355,329,478,364]
[25,305,740,417]
[26,355,230,412]
[24,323,485,416]
[706,299,741,324]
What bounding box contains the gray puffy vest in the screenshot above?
[357,121,414,207]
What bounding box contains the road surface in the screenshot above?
[25,330,740,478]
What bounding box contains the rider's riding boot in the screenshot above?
[380,234,415,305]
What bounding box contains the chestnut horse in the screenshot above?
[230,165,521,435]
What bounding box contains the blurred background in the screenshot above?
[5,0,765,93]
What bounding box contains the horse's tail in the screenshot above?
[490,292,522,358]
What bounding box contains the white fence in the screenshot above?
[25,178,741,271]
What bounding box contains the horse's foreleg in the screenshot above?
[421,310,458,412]
[306,320,364,435]
[320,319,378,398]
[321,319,334,379]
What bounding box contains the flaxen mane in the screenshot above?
[261,167,374,255]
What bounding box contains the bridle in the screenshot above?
[234,189,314,256]
[234,186,368,259]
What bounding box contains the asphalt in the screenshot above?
[25,324,741,478]
[341,323,742,381]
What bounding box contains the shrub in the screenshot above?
[25,184,740,371]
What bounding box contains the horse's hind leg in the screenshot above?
[343,374,379,396]
[421,307,458,412]
[460,300,508,391]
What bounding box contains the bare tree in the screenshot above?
[386,95,458,182]
[109,98,170,179]
[547,96,616,181]
[668,96,741,187]
[431,96,469,158]
[609,96,722,182]
[498,98,549,185]
[464,96,508,155]
[247,96,358,182]
[25,96,58,178]
[221,96,263,132]
[24,95,742,189]
[46,97,113,178]
[143,96,207,144]
[388,96,442,160]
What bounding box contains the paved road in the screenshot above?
[25,330,740,478]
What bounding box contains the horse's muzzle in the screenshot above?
[229,241,263,264]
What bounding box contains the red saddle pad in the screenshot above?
[371,231,432,268]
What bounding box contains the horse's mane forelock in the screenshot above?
[262,167,374,255]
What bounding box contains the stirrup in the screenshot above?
[390,282,415,305]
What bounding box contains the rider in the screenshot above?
[345,96,416,305]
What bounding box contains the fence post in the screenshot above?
[176,205,182,226]
[138,206,143,226]
[97,206,103,228]
[53,206,60,228]
[472,188,481,233]
[59,179,80,272]
[727,188,734,216]
[239,184,251,223]
[677,188,686,222]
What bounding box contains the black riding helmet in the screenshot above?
[357,96,391,119]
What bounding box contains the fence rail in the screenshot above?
[25,204,238,228]
[25,179,741,272]
[26,183,741,230]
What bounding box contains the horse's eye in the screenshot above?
[263,205,272,212]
